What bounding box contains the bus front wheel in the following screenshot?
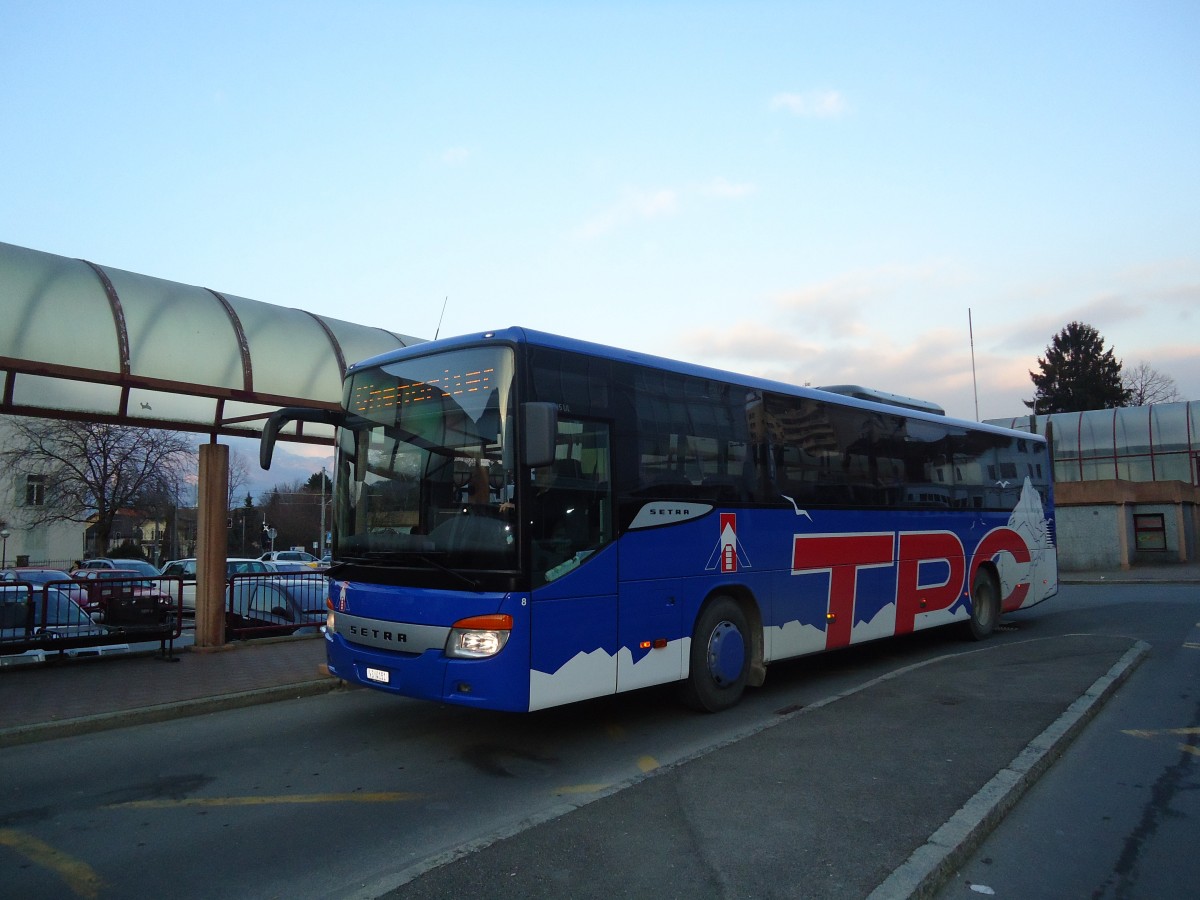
[681,596,750,712]
[965,568,999,641]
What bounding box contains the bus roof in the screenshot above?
[816,384,945,416]
[348,326,1042,443]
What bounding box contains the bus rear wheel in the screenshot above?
[965,568,999,641]
[680,596,749,712]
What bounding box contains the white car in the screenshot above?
[158,557,273,612]
[1,585,130,665]
[260,550,321,566]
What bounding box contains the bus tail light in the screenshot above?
[446,614,513,659]
[325,597,336,632]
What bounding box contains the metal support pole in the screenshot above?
[319,465,327,558]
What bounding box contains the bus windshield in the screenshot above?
[334,346,518,577]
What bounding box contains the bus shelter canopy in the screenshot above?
[0,241,423,445]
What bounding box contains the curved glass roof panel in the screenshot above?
[11,375,124,415]
[221,293,347,401]
[1150,401,1190,452]
[1113,406,1151,455]
[1047,412,1081,458]
[0,243,123,373]
[1077,410,1112,458]
[100,264,246,392]
[0,241,424,440]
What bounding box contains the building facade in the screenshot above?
[987,401,1199,570]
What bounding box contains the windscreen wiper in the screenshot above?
[335,553,481,591]
[415,555,481,591]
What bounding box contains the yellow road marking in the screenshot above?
[557,754,660,794]
[0,828,105,899]
[554,783,609,795]
[1122,727,1200,758]
[108,791,422,809]
[1123,728,1200,739]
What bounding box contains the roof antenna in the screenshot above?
[434,296,448,340]
[969,308,980,421]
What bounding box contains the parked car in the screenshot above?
[0,568,90,611]
[1,585,130,663]
[260,550,321,567]
[71,569,174,626]
[158,557,272,613]
[264,559,320,573]
[226,576,328,639]
[75,557,162,578]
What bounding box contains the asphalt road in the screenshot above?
[934,582,1200,900]
[0,582,1188,900]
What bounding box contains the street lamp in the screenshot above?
[1,528,10,569]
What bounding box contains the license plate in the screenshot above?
[365,667,390,684]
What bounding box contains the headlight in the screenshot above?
[445,614,512,659]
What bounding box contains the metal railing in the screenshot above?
[0,569,330,663]
[1,576,183,662]
[222,570,329,641]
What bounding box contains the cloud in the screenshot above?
[773,261,964,338]
[575,176,754,240]
[222,436,333,498]
[675,257,1028,419]
[575,187,679,239]
[770,90,849,118]
[683,322,823,370]
[680,257,1200,422]
[773,277,873,337]
[680,318,991,416]
[698,177,756,199]
[441,146,470,164]
[990,260,1200,354]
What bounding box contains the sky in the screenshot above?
[3,1,1198,494]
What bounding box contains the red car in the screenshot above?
[71,569,174,626]
[1,568,90,611]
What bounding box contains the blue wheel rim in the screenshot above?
[707,620,745,687]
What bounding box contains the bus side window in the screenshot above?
[532,420,612,584]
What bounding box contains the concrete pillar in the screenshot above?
[1116,502,1132,570]
[194,443,229,648]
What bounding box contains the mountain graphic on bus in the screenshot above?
[998,476,1058,603]
[706,512,753,573]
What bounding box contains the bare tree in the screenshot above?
[1122,361,1181,406]
[0,418,195,556]
[258,476,324,553]
[227,449,252,510]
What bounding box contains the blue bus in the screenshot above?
[260,327,1058,712]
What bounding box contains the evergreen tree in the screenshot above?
[1025,321,1131,413]
[304,470,332,494]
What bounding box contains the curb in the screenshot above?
[0,677,342,749]
[866,639,1150,900]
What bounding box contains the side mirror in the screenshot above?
[260,407,343,469]
[522,402,558,468]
